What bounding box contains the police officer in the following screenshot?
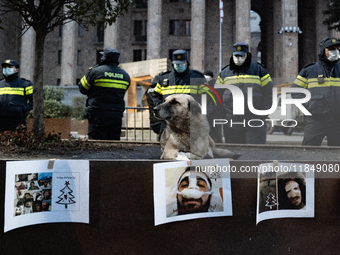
[78,47,130,140]
[217,43,274,144]
[149,49,206,139]
[204,70,223,143]
[291,37,340,146]
[0,59,33,132]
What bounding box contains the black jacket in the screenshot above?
[151,68,205,107]
[291,57,340,116]
[0,73,33,121]
[217,54,274,119]
[78,62,130,117]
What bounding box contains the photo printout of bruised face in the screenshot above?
[176,171,212,215]
[154,160,233,226]
[285,180,303,209]
[256,162,314,225]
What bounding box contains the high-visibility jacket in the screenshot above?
[291,57,340,116]
[78,62,130,116]
[217,57,273,119]
[0,73,33,121]
[151,68,206,107]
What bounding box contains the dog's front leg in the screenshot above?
[160,140,179,160]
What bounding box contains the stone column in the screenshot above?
[104,1,118,49]
[235,0,251,45]
[273,0,283,79]
[20,27,36,81]
[61,14,77,86]
[281,0,299,81]
[104,23,118,49]
[147,0,162,59]
[191,0,205,72]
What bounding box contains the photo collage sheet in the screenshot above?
[5,160,90,232]
[14,172,53,216]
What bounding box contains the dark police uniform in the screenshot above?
[78,48,130,140]
[150,50,206,139]
[217,43,273,144]
[0,59,33,132]
[292,37,340,146]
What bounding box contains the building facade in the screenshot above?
[0,0,339,87]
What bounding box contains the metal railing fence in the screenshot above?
[122,107,158,142]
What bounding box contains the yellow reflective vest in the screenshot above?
[292,58,340,116]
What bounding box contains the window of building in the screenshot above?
[184,20,191,35]
[169,20,179,35]
[135,0,148,8]
[96,50,103,64]
[134,20,143,36]
[57,79,61,86]
[76,78,80,84]
[134,20,147,42]
[170,0,178,2]
[78,23,84,37]
[58,50,62,65]
[97,23,104,43]
[186,0,191,2]
[133,49,143,62]
[59,25,63,37]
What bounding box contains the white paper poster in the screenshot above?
[4,160,90,232]
[154,159,233,226]
[256,162,315,224]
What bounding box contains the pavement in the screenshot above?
[266,131,304,145]
[71,130,324,146]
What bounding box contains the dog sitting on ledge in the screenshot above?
[154,94,241,160]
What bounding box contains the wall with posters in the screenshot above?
[0,160,340,254]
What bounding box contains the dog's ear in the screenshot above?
[188,98,201,115]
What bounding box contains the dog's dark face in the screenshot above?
[153,94,201,121]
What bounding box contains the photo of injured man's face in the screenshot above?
[165,166,224,217]
[176,169,213,215]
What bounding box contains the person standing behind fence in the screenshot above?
[291,37,340,146]
[78,47,130,140]
[150,49,205,140]
[0,59,33,132]
[217,43,273,144]
[204,70,223,143]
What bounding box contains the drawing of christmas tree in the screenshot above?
[56,181,76,209]
[265,191,277,209]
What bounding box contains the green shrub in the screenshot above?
[28,86,72,119]
[44,86,65,101]
[71,96,86,120]
[44,100,72,118]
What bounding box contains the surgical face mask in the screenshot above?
[204,75,212,82]
[3,67,15,77]
[327,49,340,62]
[177,171,212,199]
[174,63,187,73]
[233,55,246,66]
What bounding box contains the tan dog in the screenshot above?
[153,94,240,160]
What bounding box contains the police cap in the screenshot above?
[319,37,340,56]
[232,43,249,56]
[1,59,19,68]
[100,47,120,63]
[172,50,188,64]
